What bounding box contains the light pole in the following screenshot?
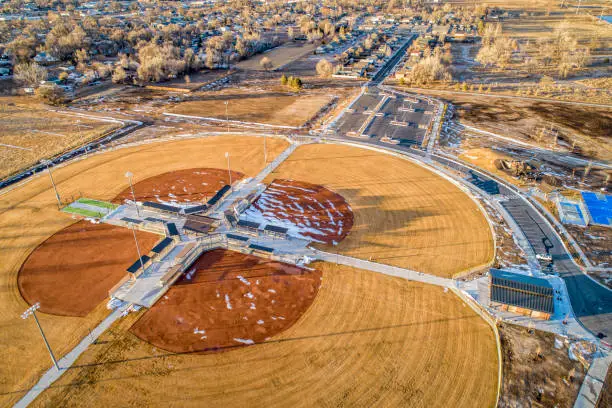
[21,303,59,371]
[42,160,61,209]
[224,100,229,133]
[125,171,140,217]
[77,120,87,159]
[130,223,146,279]
[225,152,232,189]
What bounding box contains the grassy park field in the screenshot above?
[0,98,121,179]
[237,42,318,71]
[265,143,495,277]
[30,262,499,408]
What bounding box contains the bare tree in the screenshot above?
[260,56,273,71]
[316,58,334,78]
[14,62,48,87]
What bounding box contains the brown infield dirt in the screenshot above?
[113,167,244,204]
[17,221,159,317]
[246,178,354,244]
[130,249,321,353]
[17,167,243,318]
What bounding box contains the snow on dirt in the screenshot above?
[242,179,353,244]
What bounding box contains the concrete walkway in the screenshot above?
[14,303,130,408]
[575,349,612,408]
[313,250,456,288]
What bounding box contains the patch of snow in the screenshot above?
[267,289,276,294]
[257,320,264,325]
[194,328,206,335]
[244,292,255,299]
[234,338,254,345]
[250,303,256,310]
[225,294,232,310]
[237,275,251,285]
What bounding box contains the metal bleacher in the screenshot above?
[143,201,182,215]
[207,185,231,207]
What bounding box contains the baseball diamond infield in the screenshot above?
[113,167,245,204]
[31,263,499,408]
[131,249,322,353]
[17,221,159,317]
[244,178,354,244]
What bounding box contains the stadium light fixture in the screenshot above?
[125,171,140,217]
[225,152,232,189]
[21,303,59,370]
[41,159,62,209]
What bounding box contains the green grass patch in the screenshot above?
[62,206,104,218]
[77,198,117,210]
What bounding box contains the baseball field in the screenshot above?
[0,135,289,406]
[265,143,495,277]
[1,136,498,406]
[29,262,499,407]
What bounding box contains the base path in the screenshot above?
[14,303,130,408]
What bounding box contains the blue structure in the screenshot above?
[581,191,612,227]
[557,200,587,227]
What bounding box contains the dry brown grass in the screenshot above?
[31,262,499,408]
[0,97,120,179]
[459,147,525,186]
[266,143,495,278]
[0,135,289,406]
[237,42,317,71]
[169,93,332,127]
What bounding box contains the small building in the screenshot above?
[489,269,554,320]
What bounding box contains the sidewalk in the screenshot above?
[14,304,130,408]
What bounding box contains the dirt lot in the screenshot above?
[131,249,322,353]
[168,92,333,127]
[31,262,499,408]
[431,91,612,161]
[0,135,289,406]
[0,97,120,179]
[498,323,587,408]
[113,167,244,205]
[264,144,494,277]
[237,41,317,71]
[459,147,523,186]
[18,221,159,317]
[566,224,612,271]
[244,179,354,244]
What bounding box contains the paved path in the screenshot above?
[14,303,130,408]
[313,250,456,288]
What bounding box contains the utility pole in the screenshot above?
[130,223,146,279]
[224,100,229,133]
[225,152,232,189]
[42,160,61,209]
[125,171,140,217]
[77,120,87,159]
[22,303,59,371]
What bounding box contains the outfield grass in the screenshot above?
[77,198,117,210]
[62,206,104,218]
